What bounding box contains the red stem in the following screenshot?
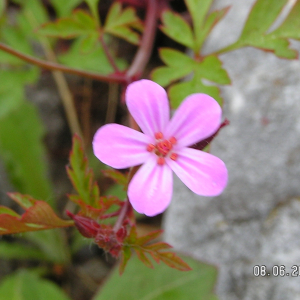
[0,43,127,84]
[113,200,130,232]
[126,0,158,81]
[99,34,120,73]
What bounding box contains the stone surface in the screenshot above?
[163,1,300,299]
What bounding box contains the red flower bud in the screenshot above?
[66,210,100,238]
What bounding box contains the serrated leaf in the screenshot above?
[271,1,300,40]
[102,169,128,189]
[160,10,195,49]
[168,75,222,109]
[0,194,73,235]
[196,55,231,85]
[94,255,219,300]
[66,135,100,208]
[39,10,97,38]
[229,0,298,59]
[195,6,230,52]
[151,48,195,86]
[104,2,142,45]
[50,0,81,17]
[0,269,71,300]
[59,37,127,74]
[85,0,100,25]
[0,101,54,202]
[0,206,19,217]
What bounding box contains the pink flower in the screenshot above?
[93,80,228,216]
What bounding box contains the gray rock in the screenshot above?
[163,1,300,299]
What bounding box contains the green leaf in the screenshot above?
[151,50,229,107]
[38,10,97,38]
[0,241,48,260]
[85,0,100,26]
[229,0,298,59]
[59,37,127,74]
[104,2,142,45]
[160,10,195,49]
[185,0,214,33]
[50,0,81,17]
[151,48,195,86]
[0,269,71,300]
[66,135,100,208]
[271,1,300,40]
[93,255,219,300]
[195,6,230,52]
[0,100,54,201]
[196,55,231,85]
[168,74,222,109]
[0,0,6,17]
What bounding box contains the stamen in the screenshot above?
[155,132,164,140]
[157,157,165,165]
[146,144,155,152]
[169,137,177,144]
[170,153,178,161]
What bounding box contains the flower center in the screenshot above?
[146,132,178,165]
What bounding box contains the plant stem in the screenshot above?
[99,35,120,73]
[0,43,127,84]
[126,0,158,80]
[113,200,130,232]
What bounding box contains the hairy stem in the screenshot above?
[113,200,130,232]
[0,43,128,84]
[100,35,120,73]
[126,0,158,80]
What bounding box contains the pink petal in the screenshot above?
[167,148,228,196]
[128,156,173,216]
[93,124,152,169]
[165,94,222,148]
[126,80,170,137]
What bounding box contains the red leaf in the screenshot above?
[0,196,73,235]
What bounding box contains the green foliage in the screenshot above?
[94,255,219,300]
[0,0,5,18]
[120,226,191,274]
[50,0,81,17]
[0,100,54,201]
[228,0,299,58]
[67,135,100,208]
[104,2,143,45]
[38,10,97,38]
[58,37,127,73]
[152,49,230,108]
[0,269,71,300]
[85,0,100,25]
[0,241,49,260]
[160,10,195,50]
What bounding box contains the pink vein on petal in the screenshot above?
[167,148,228,196]
[126,80,170,137]
[128,156,173,216]
[165,94,222,148]
[92,124,152,169]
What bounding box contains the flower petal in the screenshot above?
[167,148,227,196]
[165,94,222,148]
[128,156,173,216]
[126,80,170,137]
[93,124,152,169]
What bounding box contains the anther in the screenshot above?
[157,157,165,165]
[170,153,178,161]
[146,144,155,152]
[169,137,177,144]
[155,132,164,140]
